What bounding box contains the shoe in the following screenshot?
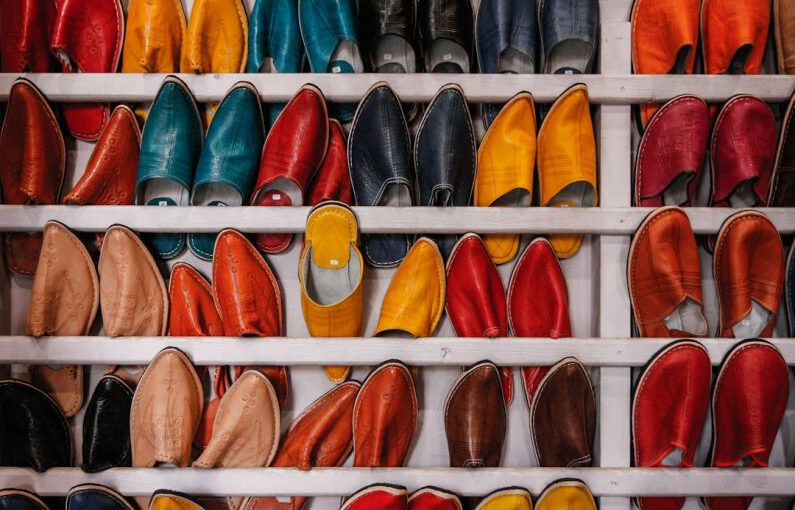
[353,361,417,467]
[348,82,413,267]
[530,357,595,467]
[628,207,706,338]
[475,0,537,126]
[634,96,709,207]
[374,238,445,338]
[241,381,360,510]
[445,233,513,405]
[307,119,354,206]
[248,0,304,125]
[538,0,598,74]
[537,84,597,259]
[130,347,203,468]
[713,210,784,338]
[0,79,65,277]
[82,374,133,472]
[786,240,795,335]
[250,85,328,254]
[67,484,134,510]
[709,96,776,210]
[0,0,57,72]
[189,82,265,260]
[341,485,407,510]
[769,91,795,206]
[535,481,596,510]
[299,0,362,120]
[409,488,462,510]
[414,84,476,259]
[444,361,506,467]
[212,229,288,404]
[51,0,123,141]
[122,0,187,72]
[776,0,795,73]
[418,0,473,72]
[702,0,769,75]
[630,0,699,126]
[475,92,535,264]
[0,489,50,510]
[99,225,169,336]
[149,491,206,510]
[706,340,790,510]
[474,488,532,510]
[0,380,71,472]
[632,340,711,510]
[181,0,248,73]
[507,238,571,404]
[136,76,203,260]
[26,221,98,417]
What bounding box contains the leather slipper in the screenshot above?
[82,374,133,472]
[786,239,795,336]
[340,485,407,510]
[538,0,598,73]
[535,481,596,510]
[409,487,463,510]
[122,0,187,73]
[67,484,134,510]
[0,489,50,510]
[149,491,207,510]
[0,0,57,72]
[768,91,795,207]
[307,119,354,206]
[702,0,769,75]
[474,488,531,510]
[181,0,248,73]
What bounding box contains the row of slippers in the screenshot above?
[1,336,790,510]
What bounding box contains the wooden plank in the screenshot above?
[1,206,795,234]
[2,467,794,497]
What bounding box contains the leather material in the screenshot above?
[51,0,123,141]
[628,207,705,338]
[67,484,134,510]
[299,202,364,383]
[507,238,571,404]
[349,82,413,267]
[241,381,360,510]
[713,211,784,338]
[212,229,288,404]
[130,348,203,468]
[0,79,65,277]
[530,358,595,467]
[353,362,417,467]
[82,375,133,472]
[776,0,795,74]
[635,96,709,207]
[770,92,795,206]
[190,82,265,261]
[340,486,407,510]
[706,340,790,510]
[136,76,203,260]
[27,221,98,417]
[537,84,597,259]
[358,0,418,71]
[409,488,462,510]
[418,0,473,72]
[788,239,795,335]
[0,0,56,72]
[445,233,513,405]
[702,0,769,75]
[475,0,536,126]
[122,0,186,72]
[414,85,476,259]
[251,85,328,254]
[630,0,699,126]
[307,119,354,206]
[248,0,304,125]
[474,489,532,510]
[539,0,598,73]
[99,225,168,336]
[709,96,776,208]
[299,0,359,73]
[444,362,506,468]
[0,489,51,510]
[535,482,597,510]
[475,92,535,264]
[149,492,206,510]
[0,380,71,472]
[181,0,248,73]
[633,340,711,510]
[374,238,445,338]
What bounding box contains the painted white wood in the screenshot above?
[2,72,795,103]
[2,205,795,234]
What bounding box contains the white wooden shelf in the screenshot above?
[1,72,794,103]
[1,337,794,366]
[2,206,795,235]
[2,467,793,497]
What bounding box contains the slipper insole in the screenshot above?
[193,183,242,207]
[548,182,595,208]
[374,35,416,73]
[547,40,592,74]
[731,300,772,338]
[728,180,760,208]
[304,246,361,305]
[499,47,534,74]
[428,39,469,73]
[663,297,709,336]
[661,173,692,206]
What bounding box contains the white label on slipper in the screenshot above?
[332,66,341,73]
[329,259,339,266]
[272,193,281,200]
[384,53,393,60]
[443,53,452,61]
[158,200,168,206]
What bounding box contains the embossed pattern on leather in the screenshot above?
[0,0,57,72]
[82,375,134,472]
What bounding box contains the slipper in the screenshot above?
[122,0,186,72]
[535,481,596,510]
[538,0,598,73]
[0,0,57,72]
[474,488,531,510]
[775,0,795,74]
[82,374,133,472]
[0,489,51,510]
[67,484,134,510]
[702,0,770,75]
[768,91,795,207]
[340,485,407,510]
[181,0,248,73]
[307,119,354,206]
